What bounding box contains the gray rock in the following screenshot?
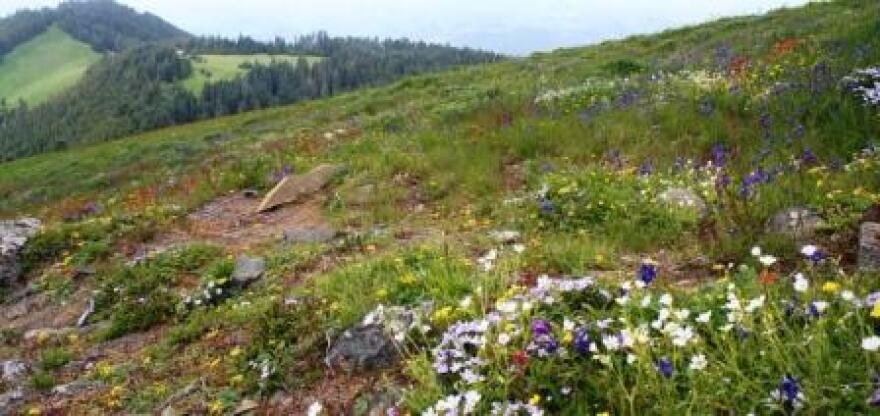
[1,360,28,384]
[489,230,521,244]
[52,379,105,397]
[23,327,78,342]
[325,324,398,371]
[766,207,823,239]
[231,256,266,287]
[0,388,24,414]
[282,226,337,244]
[859,222,880,272]
[351,385,404,416]
[658,188,707,217]
[233,398,260,415]
[0,218,41,287]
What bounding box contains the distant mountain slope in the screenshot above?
[0,0,189,56]
[0,25,100,105]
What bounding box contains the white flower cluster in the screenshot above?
[422,391,482,416]
[842,67,880,106]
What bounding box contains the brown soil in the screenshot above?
[152,192,332,253]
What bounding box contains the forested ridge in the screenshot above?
[0,2,502,161]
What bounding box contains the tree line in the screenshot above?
[0,34,501,160]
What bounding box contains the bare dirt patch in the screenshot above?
[153,192,332,252]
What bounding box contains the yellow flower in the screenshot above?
[562,331,574,344]
[26,407,41,416]
[231,374,245,385]
[872,302,880,319]
[597,413,611,416]
[399,273,417,285]
[821,282,840,294]
[529,394,542,406]
[432,306,453,323]
[229,347,243,358]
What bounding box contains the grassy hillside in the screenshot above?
[1,1,880,414]
[182,54,323,93]
[0,25,100,105]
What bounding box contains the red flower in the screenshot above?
[759,270,778,285]
[512,350,529,368]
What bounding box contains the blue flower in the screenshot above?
[656,357,674,378]
[573,329,591,355]
[539,198,557,216]
[531,319,553,337]
[779,375,801,404]
[638,262,658,285]
[711,143,727,167]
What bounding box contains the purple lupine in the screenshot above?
[539,198,557,216]
[711,143,727,167]
[531,319,553,337]
[573,329,591,355]
[656,357,674,378]
[801,149,819,166]
[638,262,658,285]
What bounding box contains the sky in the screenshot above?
[0,0,810,55]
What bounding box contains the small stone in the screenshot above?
[51,379,105,397]
[325,325,399,370]
[282,226,338,244]
[0,388,24,414]
[234,399,260,415]
[859,222,880,272]
[489,230,521,244]
[231,256,266,287]
[766,207,823,239]
[242,189,260,199]
[658,188,708,217]
[1,360,28,383]
[23,327,77,342]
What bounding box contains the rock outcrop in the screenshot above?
[257,164,346,212]
[1,218,41,287]
[859,222,880,272]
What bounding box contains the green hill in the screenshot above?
[1,1,879,415]
[183,54,323,93]
[0,25,100,105]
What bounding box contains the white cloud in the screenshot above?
[0,0,810,54]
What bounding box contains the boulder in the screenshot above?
[282,226,338,244]
[257,164,346,212]
[0,218,41,287]
[231,256,266,287]
[658,188,707,217]
[859,222,880,272]
[766,207,822,239]
[325,325,398,371]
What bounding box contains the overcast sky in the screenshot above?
[1,0,810,55]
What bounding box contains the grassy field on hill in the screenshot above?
[0,25,100,105]
[182,54,323,93]
[1,1,880,414]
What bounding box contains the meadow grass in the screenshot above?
[0,25,100,105]
[181,54,322,93]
